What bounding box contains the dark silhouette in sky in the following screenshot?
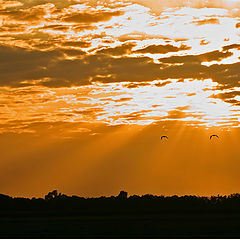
[210,134,219,140]
[161,135,168,140]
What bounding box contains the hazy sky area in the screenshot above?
[1,0,240,197]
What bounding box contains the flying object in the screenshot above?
[210,135,219,140]
[161,135,168,140]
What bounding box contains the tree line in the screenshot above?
[1,190,240,213]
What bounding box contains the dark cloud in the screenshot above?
[155,59,240,88]
[0,4,49,22]
[61,49,86,56]
[134,44,191,54]
[39,24,70,31]
[200,39,210,45]
[96,43,136,56]
[71,24,97,32]
[112,110,151,121]
[18,0,127,10]
[225,99,240,105]
[41,58,92,87]
[152,104,162,108]
[159,50,233,64]
[212,91,240,100]
[192,18,220,25]
[1,30,55,42]
[62,10,123,24]
[73,108,103,116]
[112,97,133,102]
[124,82,151,88]
[187,93,196,96]
[100,97,133,102]
[159,61,240,89]
[0,1,124,35]
[17,0,81,9]
[0,45,62,87]
[236,22,240,28]
[0,45,104,87]
[90,55,162,84]
[61,41,91,48]
[211,91,240,105]
[30,42,57,50]
[155,81,171,87]
[222,44,240,51]
[0,23,26,33]
[0,44,239,89]
[9,89,43,95]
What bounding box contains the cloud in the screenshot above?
[0,0,23,10]
[159,50,233,63]
[0,0,239,91]
[61,49,86,56]
[211,91,240,105]
[200,39,210,45]
[111,110,151,121]
[0,44,239,89]
[0,45,156,87]
[90,55,162,84]
[155,81,172,87]
[118,32,170,42]
[62,10,123,24]
[165,110,187,119]
[41,58,92,87]
[158,60,240,89]
[130,0,240,12]
[112,97,132,102]
[61,41,91,48]
[134,44,191,54]
[43,54,162,87]
[100,97,133,102]
[124,82,151,88]
[0,3,52,22]
[212,91,240,99]
[236,22,240,28]
[222,44,240,51]
[96,43,136,56]
[39,24,70,31]
[0,45,62,86]
[0,23,26,33]
[16,0,82,9]
[192,18,220,25]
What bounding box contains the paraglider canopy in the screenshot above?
[161,135,168,140]
[210,134,219,140]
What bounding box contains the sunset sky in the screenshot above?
[1,0,240,197]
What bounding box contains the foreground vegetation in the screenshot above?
[1,190,240,238]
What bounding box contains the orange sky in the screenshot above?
[0,0,240,197]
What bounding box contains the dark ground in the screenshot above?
[1,191,240,238]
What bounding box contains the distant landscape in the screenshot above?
[1,190,240,238]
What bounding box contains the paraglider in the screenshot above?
[161,135,168,140]
[210,135,219,140]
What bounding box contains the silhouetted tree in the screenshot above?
[117,191,128,200]
[0,194,11,200]
[45,190,59,201]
